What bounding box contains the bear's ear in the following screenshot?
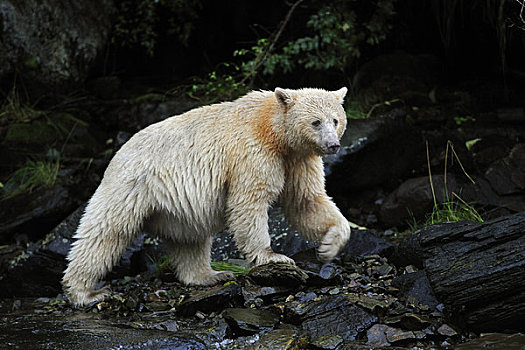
[333,87,348,104]
[275,87,294,108]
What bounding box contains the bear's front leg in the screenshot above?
[226,193,295,266]
[282,156,351,262]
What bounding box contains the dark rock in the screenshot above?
[285,294,377,341]
[340,229,394,260]
[251,328,301,350]
[247,263,308,287]
[396,213,525,332]
[384,326,417,344]
[367,324,391,347]
[325,111,421,196]
[384,313,432,331]
[291,248,342,285]
[454,332,525,349]
[0,204,85,297]
[211,206,316,262]
[223,307,279,336]
[437,323,458,337]
[242,284,293,306]
[496,107,525,122]
[379,175,460,227]
[177,284,242,317]
[0,185,79,243]
[391,270,440,310]
[485,158,525,196]
[0,0,112,92]
[309,334,343,349]
[0,205,163,297]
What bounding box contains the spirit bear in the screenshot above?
[63,87,351,306]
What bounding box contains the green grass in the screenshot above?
[2,160,59,199]
[426,194,483,226]
[408,140,484,231]
[211,261,250,277]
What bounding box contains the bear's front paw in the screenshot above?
[253,249,295,266]
[317,225,350,262]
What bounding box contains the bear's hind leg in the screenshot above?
[63,190,147,306]
[164,236,234,286]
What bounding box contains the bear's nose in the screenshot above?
[327,141,340,154]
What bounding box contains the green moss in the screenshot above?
[3,121,57,147]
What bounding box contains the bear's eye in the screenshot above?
[333,118,338,126]
[311,120,321,127]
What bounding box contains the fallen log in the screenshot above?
[395,212,525,332]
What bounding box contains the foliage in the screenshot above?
[2,160,59,199]
[414,140,483,230]
[174,63,249,103]
[112,0,202,56]
[237,0,396,78]
[0,85,44,125]
[211,261,250,277]
[425,195,483,227]
[149,254,172,272]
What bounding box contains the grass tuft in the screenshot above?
[2,160,59,199]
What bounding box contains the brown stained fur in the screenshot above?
[251,96,286,155]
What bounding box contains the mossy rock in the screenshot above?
[3,121,57,147]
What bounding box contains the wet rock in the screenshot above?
[247,263,308,287]
[0,0,112,92]
[242,284,293,307]
[356,293,395,315]
[211,206,316,262]
[339,229,394,260]
[253,328,303,350]
[223,307,280,336]
[177,284,242,317]
[384,313,432,330]
[391,270,440,309]
[0,205,158,297]
[367,323,419,347]
[385,326,416,344]
[437,323,458,337]
[292,249,342,285]
[367,324,391,347]
[455,332,525,350]
[285,294,377,341]
[309,334,343,349]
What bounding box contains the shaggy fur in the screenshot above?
[62,87,351,306]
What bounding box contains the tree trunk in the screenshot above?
[396,212,525,332]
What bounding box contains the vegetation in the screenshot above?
[421,141,483,229]
[2,160,59,199]
[211,261,250,277]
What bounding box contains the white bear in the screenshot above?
[63,87,351,306]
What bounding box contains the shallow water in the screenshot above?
[0,302,206,350]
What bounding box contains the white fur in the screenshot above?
[62,88,351,306]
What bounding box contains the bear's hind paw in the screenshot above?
[67,286,111,307]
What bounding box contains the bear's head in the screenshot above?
[275,87,348,156]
